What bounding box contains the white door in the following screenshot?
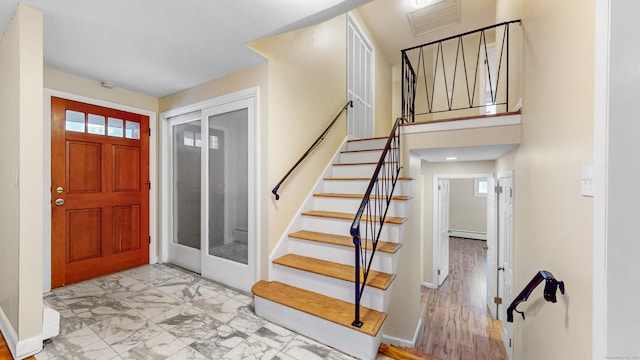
[498,176,515,359]
[347,15,374,139]
[437,179,450,286]
[200,100,256,293]
[486,177,498,318]
[167,113,203,273]
[166,96,256,293]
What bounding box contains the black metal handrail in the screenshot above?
[402,20,521,122]
[349,116,404,328]
[272,101,353,200]
[507,270,565,322]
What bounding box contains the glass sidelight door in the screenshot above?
[166,96,255,293]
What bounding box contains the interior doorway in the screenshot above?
[161,88,258,293]
[347,13,374,138]
[432,172,514,324]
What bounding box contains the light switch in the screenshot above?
[581,165,594,197]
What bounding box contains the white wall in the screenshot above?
[603,0,640,356]
[449,178,487,234]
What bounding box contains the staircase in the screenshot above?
[252,137,412,360]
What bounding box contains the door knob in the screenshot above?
[54,198,64,206]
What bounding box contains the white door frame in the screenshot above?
[42,89,158,293]
[347,13,375,138]
[432,173,493,286]
[160,87,259,293]
[497,171,514,359]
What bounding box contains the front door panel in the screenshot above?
[51,97,150,287]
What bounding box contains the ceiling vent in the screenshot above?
[407,0,460,37]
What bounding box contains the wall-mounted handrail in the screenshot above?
[507,270,565,322]
[349,116,404,328]
[272,101,353,200]
[401,20,521,122]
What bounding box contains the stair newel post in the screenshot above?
[351,228,363,328]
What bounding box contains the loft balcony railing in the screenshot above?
[402,20,521,123]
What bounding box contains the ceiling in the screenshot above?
[0,0,370,97]
[414,144,517,163]
[0,0,497,98]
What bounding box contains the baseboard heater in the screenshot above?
[448,229,487,240]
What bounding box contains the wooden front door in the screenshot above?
[51,97,150,288]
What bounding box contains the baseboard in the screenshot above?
[449,230,487,241]
[421,281,437,289]
[382,317,422,348]
[0,306,43,359]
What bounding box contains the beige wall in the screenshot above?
[250,15,349,253]
[0,3,44,348]
[449,178,487,233]
[495,0,594,358]
[45,67,158,113]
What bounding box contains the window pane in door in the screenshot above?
[108,118,124,137]
[125,121,141,139]
[65,110,85,133]
[173,121,202,249]
[87,114,105,135]
[208,109,248,264]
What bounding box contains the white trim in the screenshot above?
[421,281,437,289]
[592,0,610,358]
[382,317,422,348]
[0,307,42,359]
[42,89,158,293]
[401,113,521,135]
[449,229,487,240]
[432,173,493,286]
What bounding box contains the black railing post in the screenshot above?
[351,232,363,328]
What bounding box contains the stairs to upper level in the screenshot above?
[252,137,413,360]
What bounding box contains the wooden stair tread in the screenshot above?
[340,148,398,154]
[334,161,398,166]
[289,230,402,254]
[302,210,406,225]
[314,193,411,201]
[273,254,395,290]
[378,343,442,360]
[324,177,412,181]
[252,281,387,337]
[347,136,388,142]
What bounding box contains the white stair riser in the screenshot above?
[323,180,412,196]
[313,197,409,218]
[302,216,403,242]
[254,297,382,360]
[272,263,391,312]
[347,139,388,151]
[288,238,398,274]
[332,164,378,178]
[340,150,384,164]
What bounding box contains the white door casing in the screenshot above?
[161,87,259,294]
[437,179,450,286]
[498,174,514,359]
[347,14,374,139]
[486,177,498,318]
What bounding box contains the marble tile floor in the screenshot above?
[39,264,391,360]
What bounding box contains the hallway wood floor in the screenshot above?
[415,237,508,360]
